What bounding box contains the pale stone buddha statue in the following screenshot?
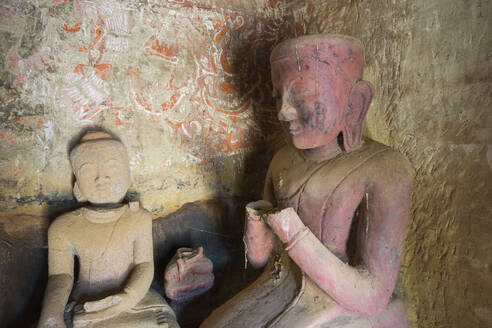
[201,35,413,327]
[37,131,179,328]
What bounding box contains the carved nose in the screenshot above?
[278,103,297,122]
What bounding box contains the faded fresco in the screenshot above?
[0,0,295,214]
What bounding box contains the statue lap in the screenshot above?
[68,290,174,328]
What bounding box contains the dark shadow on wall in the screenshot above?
[0,213,48,328]
[152,197,262,328]
[0,197,262,328]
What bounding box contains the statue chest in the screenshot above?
[272,158,356,248]
[270,143,383,255]
[68,214,137,290]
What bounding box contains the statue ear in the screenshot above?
[343,80,374,152]
[73,181,88,202]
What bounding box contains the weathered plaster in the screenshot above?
[288,0,492,327]
[0,0,292,216]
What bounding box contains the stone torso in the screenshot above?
[49,205,152,300]
[269,139,396,259]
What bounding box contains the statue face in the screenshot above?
[271,58,349,150]
[73,144,130,204]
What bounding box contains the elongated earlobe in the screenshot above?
[343,80,374,152]
[73,182,88,202]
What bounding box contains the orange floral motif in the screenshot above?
[115,115,131,126]
[89,28,103,49]
[214,25,229,43]
[95,64,112,80]
[210,54,218,74]
[151,38,178,58]
[220,82,234,95]
[220,51,235,74]
[145,36,179,63]
[73,64,85,75]
[161,94,181,112]
[62,23,80,33]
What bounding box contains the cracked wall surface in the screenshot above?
[288,0,492,327]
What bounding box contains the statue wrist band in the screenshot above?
[285,226,309,251]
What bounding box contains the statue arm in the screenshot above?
[266,158,413,316]
[110,210,155,307]
[38,221,74,328]
[244,165,275,268]
[123,211,154,305]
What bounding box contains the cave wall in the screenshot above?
[1,0,491,327]
[0,1,292,326]
[0,0,293,217]
[287,0,492,327]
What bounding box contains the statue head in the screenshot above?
[270,34,373,152]
[70,131,130,204]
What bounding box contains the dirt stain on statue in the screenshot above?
[293,99,312,126]
[314,101,328,132]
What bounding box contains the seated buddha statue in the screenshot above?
[201,35,413,327]
[37,131,179,328]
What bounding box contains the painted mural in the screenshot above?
[0,0,296,213]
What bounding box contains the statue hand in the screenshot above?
[265,207,305,244]
[245,200,272,223]
[80,294,123,313]
[244,200,275,268]
[73,293,132,326]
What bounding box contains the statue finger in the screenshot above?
[84,295,121,312]
[83,297,111,312]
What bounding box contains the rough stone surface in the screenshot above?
[286,1,492,327]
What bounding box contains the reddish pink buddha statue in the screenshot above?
[201,35,413,327]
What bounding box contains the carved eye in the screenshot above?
[78,163,96,177]
[288,77,317,98]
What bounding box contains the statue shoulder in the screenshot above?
[269,144,299,171]
[127,201,152,224]
[48,209,83,235]
[364,139,414,181]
